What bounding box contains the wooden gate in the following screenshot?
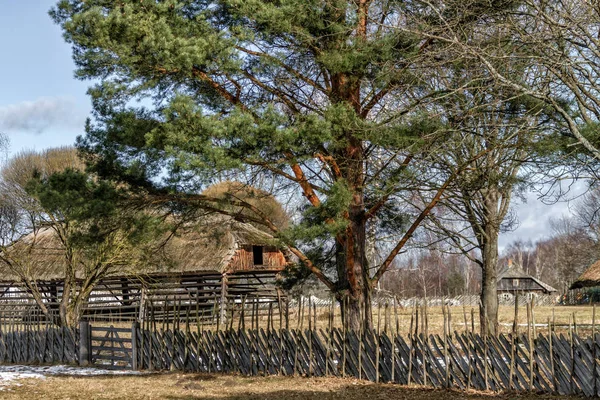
[89,325,133,369]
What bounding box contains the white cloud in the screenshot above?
[499,187,581,251]
[0,97,86,135]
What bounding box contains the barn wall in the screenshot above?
[228,245,286,272]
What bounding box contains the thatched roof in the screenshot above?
[571,259,600,289]
[0,216,286,281]
[498,262,557,293]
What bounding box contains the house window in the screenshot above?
[513,279,519,287]
[253,246,264,265]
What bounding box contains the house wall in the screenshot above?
[228,245,287,272]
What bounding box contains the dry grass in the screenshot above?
[91,304,600,337]
[238,304,600,336]
[1,372,584,400]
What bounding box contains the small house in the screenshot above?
[497,260,557,297]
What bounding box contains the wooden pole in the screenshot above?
[277,291,283,331]
[309,303,314,376]
[385,302,390,335]
[391,323,396,384]
[78,321,91,366]
[484,311,489,391]
[569,314,575,395]
[443,305,449,388]
[594,304,597,396]
[471,308,475,333]
[131,321,139,370]
[285,296,290,330]
[408,309,414,386]
[325,296,333,377]
[509,292,518,391]
[531,297,536,338]
[548,316,556,393]
[466,330,472,390]
[529,304,534,392]
[449,305,453,335]
[358,303,363,380]
[240,296,246,330]
[394,296,399,335]
[342,295,347,378]
[421,305,427,387]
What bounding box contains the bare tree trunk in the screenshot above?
[480,225,499,336]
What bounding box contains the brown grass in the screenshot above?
[92,304,600,337]
[1,372,583,400]
[232,304,600,336]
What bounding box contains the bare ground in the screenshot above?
[1,372,584,400]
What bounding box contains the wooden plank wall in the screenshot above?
[0,270,283,324]
[229,246,287,271]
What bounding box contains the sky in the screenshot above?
[0,1,90,156]
[0,2,577,251]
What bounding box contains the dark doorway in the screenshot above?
[253,246,264,265]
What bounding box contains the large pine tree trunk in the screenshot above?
[479,225,499,336]
[336,193,373,332]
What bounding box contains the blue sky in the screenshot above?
[0,1,90,157]
[0,1,575,250]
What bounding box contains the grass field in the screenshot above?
[92,304,599,337]
[1,372,584,400]
[391,304,599,336]
[247,304,600,336]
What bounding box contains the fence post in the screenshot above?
[220,273,228,329]
[131,321,139,370]
[79,320,91,366]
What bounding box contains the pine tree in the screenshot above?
[51,0,510,330]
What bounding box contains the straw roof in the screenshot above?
[498,262,557,293]
[0,215,286,282]
[570,259,600,289]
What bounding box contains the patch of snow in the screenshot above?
[0,365,142,390]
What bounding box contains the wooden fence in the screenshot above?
[130,325,600,396]
[0,326,78,364]
[0,320,600,397]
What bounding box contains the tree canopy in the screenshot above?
[50,0,527,329]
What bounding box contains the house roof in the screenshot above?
[498,262,558,293]
[0,215,286,281]
[571,259,600,289]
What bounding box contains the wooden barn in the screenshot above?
[0,215,291,323]
[497,260,557,296]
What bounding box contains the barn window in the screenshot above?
[253,246,264,265]
[513,279,519,287]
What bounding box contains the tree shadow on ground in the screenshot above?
[157,375,579,400]
[48,372,581,400]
